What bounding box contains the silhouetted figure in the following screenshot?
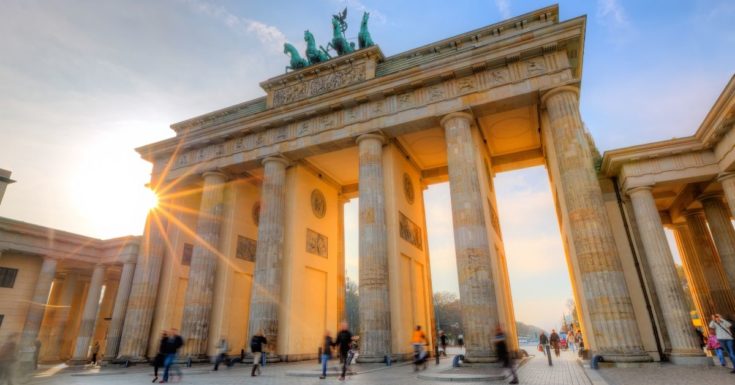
[334,322,353,380]
[250,330,267,377]
[494,326,518,384]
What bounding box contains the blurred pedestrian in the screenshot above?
[0,333,18,385]
[320,331,334,379]
[550,329,561,358]
[494,326,518,384]
[152,331,167,383]
[213,337,229,371]
[160,328,184,383]
[707,328,726,366]
[439,331,448,357]
[539,332,551,366]
[334,322,353,381]
[90,341,100,365]
[709,314,735,372]
[250,330,267,377]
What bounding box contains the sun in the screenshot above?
[142,187,160,211]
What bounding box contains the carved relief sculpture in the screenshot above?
[399,211,423,250]
[252,201,261,225]
[236,236,257,262]
[311,189,327,218]
[306,228,328,257]
[403,173,415,205]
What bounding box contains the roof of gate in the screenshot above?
[163,4,565,135]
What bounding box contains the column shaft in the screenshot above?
[117,213,168,360]
[442,113,498,362]
[628,188,702,359]
[248,157,288,356]
[104,261,137,359]
[718,173,735,219]
[45,273,78,361]
[542,87,649,361]
[70,264,106,363]
[356,134,392,361]
[701,196,735,299]
[180,171,227,357]
[19,256,57,366]
[683,212,735,316]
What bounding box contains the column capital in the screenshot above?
[201,169,228,181]
[540,85,580,105]
[683,209,705,218]
[626,185,653,196]
[718,172,735,183]
[355,132,386,146]
[698,192,724,202]
[261,155,290,168]
[439,111,474,128]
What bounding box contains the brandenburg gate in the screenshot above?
[98,4,735,366]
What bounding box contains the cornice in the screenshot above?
[695,75,735,146]
[600,136,704,176]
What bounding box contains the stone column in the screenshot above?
[441,113,498,362]
[542,86,649,362]
[117,212,168,360]
[718,173,735,219]
[45,273,78,361]
[683,211,735,315]
[180,171,227,358]
[70,264,106,364]
[700,194,735,297]
[104,256,137,360]
[248,156,289,356]
[356,134,392,362]
[18,256,57,368]
[337,197,347,323]
[628,187,704,363]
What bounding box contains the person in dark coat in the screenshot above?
[250,330,267,377]
[494,326,518,384]
[160,329,184,383]
[439,331,448,356]
[549,329,561,358]
[320,331,334,379]
[152,331,167,383]
[334,322,353,380]
[539,332,552,366]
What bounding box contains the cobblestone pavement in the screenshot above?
[23,345,600,385]
[599,359,735,385]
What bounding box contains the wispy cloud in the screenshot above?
[597,0,628,27]
[334,0,387,25]
[494,0,511,19]
[183,0,288,53]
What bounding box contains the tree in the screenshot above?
[345,277,360,333]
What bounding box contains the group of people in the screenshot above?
[704,313,735,372]
[537,328,582,367]
[319,322,359,380]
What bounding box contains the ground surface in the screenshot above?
[19,346,735,385]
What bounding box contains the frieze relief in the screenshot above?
[236,235,257,262]
[306,228,328,257]
[399,211,423,250]
[171,55,557,170]
[272,63,367,107]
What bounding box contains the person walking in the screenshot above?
[213,337,229,371]
[709,313,735,372]
[90,341,100,365]
[152,331,168,383]
[457,334,464,352]
[707,328,727,366]
[250,330,267,377]
[539,332,552,366]
[334,322,353,381]
[549,329,561,358]
[160,329,184,383]
[439,331,448,357]
[412,325,428,371]
[0,333,18,385]
[567,330,576,353]
[494,326,519,385]
[320,331,334,379]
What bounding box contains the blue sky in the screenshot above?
[1,0,733,331]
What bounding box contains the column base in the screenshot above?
[357,354,393,363]
[464,355,499,363]
[668,353,712,366]
[67,359,91,366]
[598,351,653,363]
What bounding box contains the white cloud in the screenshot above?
[597,0,628,27]
[494,0,511,19]
[183,0,287,53]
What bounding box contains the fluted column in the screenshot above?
[441,113,498,362]
[70,264,106,364]
[356,134,392,362]
[248,156,289,356]
[718,173,735,219]
[117,212,167,360]
[700,194,735,297]
[628,187,703,361]
[180,171,227,357]
[104,256,137,360]
[45,273,78,361]
[542,86,649,362]
[18,256,57,368]
[683,211,735,315]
